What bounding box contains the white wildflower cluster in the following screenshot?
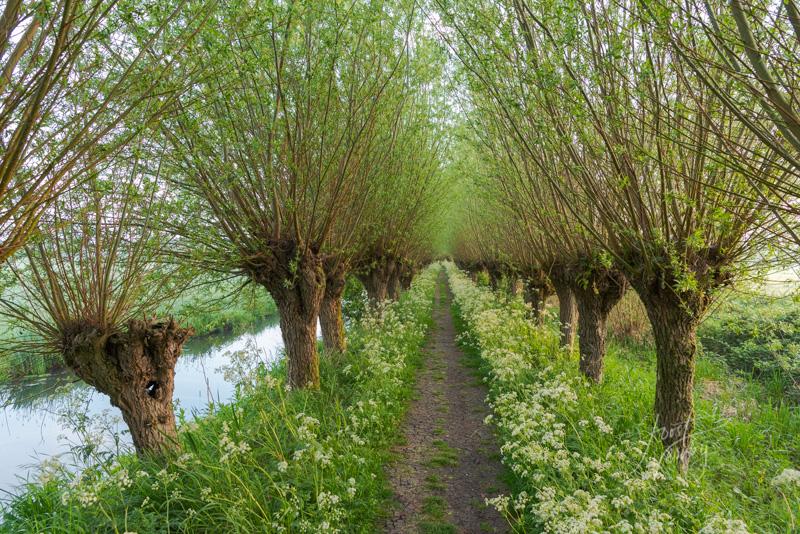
[51,267,438,533]
[60,462,134,508]
[771,468,800,489]
[445,263,751,533]
[219,421,251,463]
[219,338,268,391]
[699,515,752,534]
[36,456,65,485]
[263,267,438,532]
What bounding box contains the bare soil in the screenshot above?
[384,271,508,534]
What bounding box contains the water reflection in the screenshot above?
[0,315,288,495]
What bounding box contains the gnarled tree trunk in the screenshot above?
[552,280,578,350]
[320,263,347,354]
[358,256,398,305]
[399,267,414,290]
[63,318,192,455]
[388,261,402,300]
[571,270,627,383]
[524,280,552,324]
[637,286,705,472]
[247,243,324,389]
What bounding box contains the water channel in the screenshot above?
[0,315,296,497]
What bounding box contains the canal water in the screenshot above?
[0,316,296,497]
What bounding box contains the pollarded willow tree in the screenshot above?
[455,110,626,379]
[163,0,427,388]
[317,79,411,353]
[438,8,628,380]
[317,33,448,351]
[0,0,208,263]
[354,81,449,305]
[0,150,192,455]
[446,0,784,469]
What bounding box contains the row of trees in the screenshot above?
[440,0,798,470]
[0,0,446,455]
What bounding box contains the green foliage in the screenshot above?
[700,295,800,401]
[164,282,277,340]
[1,269,437,532]
[449,264,800,533]
[0,283,276,382]
[341,276,368,325]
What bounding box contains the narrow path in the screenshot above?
[385,271,508,534]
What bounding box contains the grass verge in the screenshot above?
[448,263,800,533]
[0,269,437,533]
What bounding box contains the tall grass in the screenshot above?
[1,268,437,533]
[448,264,800,533]
[605,288,800,402]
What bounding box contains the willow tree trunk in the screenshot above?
[63,319,192,455]
[509,278,523,297]
[488,270,501,291]
[553,281,577,350]
[260,253,324,389]
[400,270,414,290]
[359,267,389,304]
[524,282,551,324]
[572,279,626,383]
[638,289,703,472]
[388,265,401,300]
[524,282,541,311]
[320,268,346,354]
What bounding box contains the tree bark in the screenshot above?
[524,281,551,323]
[399,267,414,290]
[320,266,346,353]
[387,261,402,300]
[571,275,626,383]
[63,318,192,455]
[637,288,703,472]
[270,267,323,389]
[574,294,607,382]
[524,281,542,312]
[241,241,324,389]
[488,268,501,291]
[359,256,398,304]
[553,281,578,350]
[359,268,388,303]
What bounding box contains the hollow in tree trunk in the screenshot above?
[553,280,578,350]
[637,287,704,472]
[571,271,627,383]
[320,263,347,353]
[63,318,192,455]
